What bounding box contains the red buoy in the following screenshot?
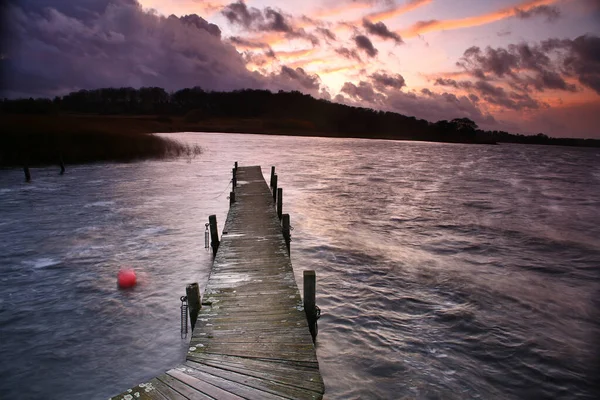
[118,268,137,289]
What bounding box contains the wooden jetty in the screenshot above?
[110,165,324,400]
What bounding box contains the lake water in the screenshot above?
[1,133,599,399]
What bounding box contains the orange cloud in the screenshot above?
[399,0,558,38]
[275,48,317,59]
[364,0,432,22]
[318,65,356,74]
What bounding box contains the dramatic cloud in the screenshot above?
[515,5,561,22]
[341,81,383,103]
[370,71,406,90]
[457,36,599,94]
[316,27,337,41]
[1,1,271,97]
[222,0,260,28]
[221,1,319,45]
[180,14,221,37]
[270,66,321,94]
[542,35,600,94]
[362,19,403,44]
[336,47,362,62]
[354,35,378,57]
[474,81,540,110]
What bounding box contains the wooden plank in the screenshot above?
[179,363,287,400]
[167,368,245,400]
[149,377,190,400]
[156,374,212,400]
[185,357,324,393]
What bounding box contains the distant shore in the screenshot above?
[0,113,495,168]
[1,112,598,167]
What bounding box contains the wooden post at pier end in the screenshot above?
[208,215,219,256]
[270,166,275,188]
[272,175,278,202]
[23,165,31,182]
[234,161,238,171]
[282,213,291,254]
[304,270,317,342]
[59,155,65,175]
[229,191,235,206]
[186,283,201,331]
[277,188,283,220]
[232,168,237,190]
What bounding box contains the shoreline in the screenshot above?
[2,113,598,167]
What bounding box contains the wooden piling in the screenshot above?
[185,283,201,331]
[304,270,317,342]
[23,165,31,182]
[277,188,283,220]
[270,166,275,188]
[59,155,65,175]
[272,174,278,202]
[282,213,291,254]
[234,161,238,171]
[229,191,235,206]
[208,215,219,255]
[232,168,237,189]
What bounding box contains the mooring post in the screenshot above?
[277,188,283,220]
[272,175,278,202]
[186,282,201,331]
[23,165,31,182]
[282,213,291,254]
[304,270,318,342]
[270,166,275,189]
[209,215,220,256]
[230,191,235,206]
[234,161,238,171]
[59,155,65,175]
[232,168,237,190]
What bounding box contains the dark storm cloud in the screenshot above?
[370,71,405,91]
[434,78,473,89]
[316,27,337,41]
[229,36,269,49]
[180,14,221,38]
[542,35,600,94]
[268,66,321,95]
[341,81,381,102]
[354,35,378,57]
[514,5,561,22]
[458,46,519,77]
[222,0,260,28]
[335,47,362,62]
[474,81,540,110]
[457,35,600,95]
[362,19,403,44]
[221,1,319,45]
[1,0,274,98]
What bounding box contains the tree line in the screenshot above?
[2,87,598,147]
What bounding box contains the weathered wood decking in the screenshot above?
[110,166,324,400]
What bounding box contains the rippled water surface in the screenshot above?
[1,133,599,399]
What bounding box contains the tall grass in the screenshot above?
[0,114,201,167]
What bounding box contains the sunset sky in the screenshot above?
[2,0,599,137]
